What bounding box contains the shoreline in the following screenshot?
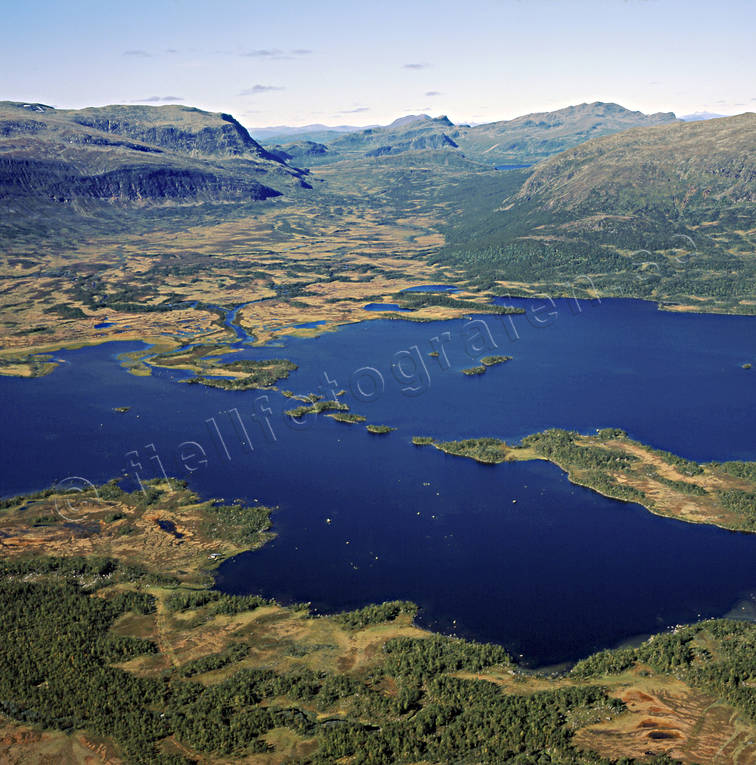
[416,429,756,534]
[2,291,753,380]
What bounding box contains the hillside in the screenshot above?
[513,113,754,209]
[0,102,307,241]
[5,102,282,161]
[438,114,756,313]
[452,101,679,165]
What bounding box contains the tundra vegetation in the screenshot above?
[1,479,755,764]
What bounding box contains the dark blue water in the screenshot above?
[495,164,533,170]
[94,321,115,329]
[1,298,754,666]
[252,297,755,461]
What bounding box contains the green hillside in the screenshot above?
[0,102,308,243]
[452,101,679,165]
[437,114,756,313]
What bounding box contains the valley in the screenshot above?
[0,92,754,765]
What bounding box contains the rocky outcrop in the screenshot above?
[70,111,278,161]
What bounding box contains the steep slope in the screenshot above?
[0,102,308,231]
[438,114,756,312]
[451,102,679,165]
[62,103,282,161]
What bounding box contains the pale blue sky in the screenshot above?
[1,0,753,128]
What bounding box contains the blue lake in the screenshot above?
[1,298,754,666]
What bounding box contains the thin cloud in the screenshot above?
[238,84,286,95]
[241,48,312,59]
[123,49,151,57]
[133,96,184,103]
[242,48,284,57]
[403,62,430,69]
[425,91,442,97]
[336,106,370,114]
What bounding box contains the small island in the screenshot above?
[366,424,396,434]
[480,355,512,367]
[142,344,299,390]
[327,412,367,424]
[285,399,349,418]
[463,356,512,376]
[187,359,298,390]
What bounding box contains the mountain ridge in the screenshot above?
[259,101,681,167]
[0,102,307,217]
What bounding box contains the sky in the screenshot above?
[1,0,754,129]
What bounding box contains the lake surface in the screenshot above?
[1,297,754,666]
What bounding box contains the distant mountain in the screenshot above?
[0,102,306,213]
[266,140,329,163]
[450,102,680,164]
[63,103,282,161]
[286,115,459,164]
[266,103,681,167]
[249,123,373,145]
[679,112,728,122]
[386,114,454,129]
